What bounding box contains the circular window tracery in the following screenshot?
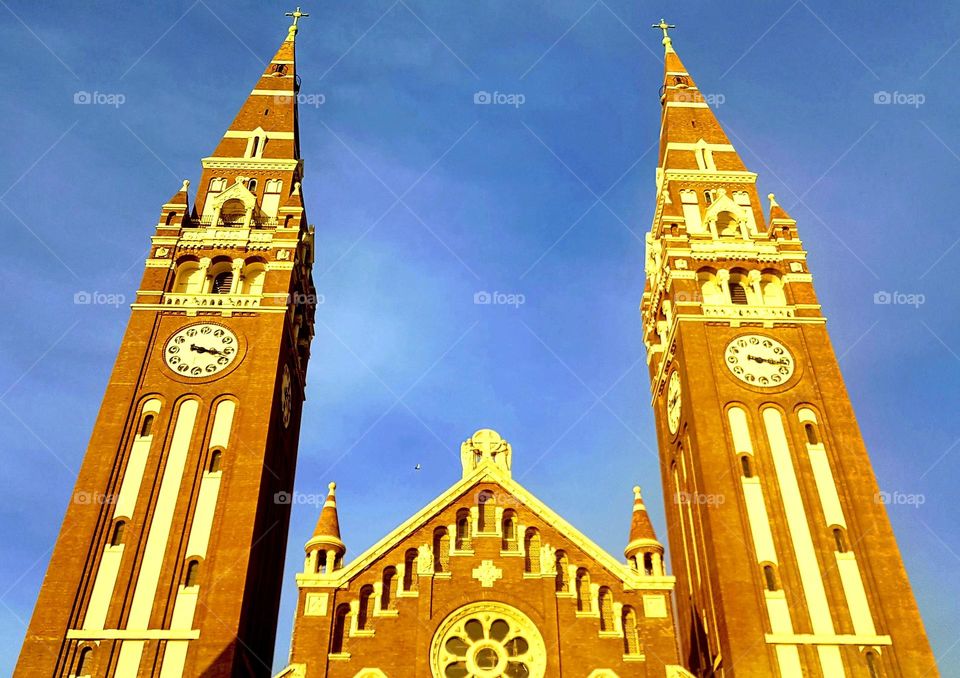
[431,602,545,678]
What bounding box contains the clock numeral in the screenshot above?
[222,336,234,345]
[178,364,189,373]
[223,347,234,356]
[200,326,212,335]
[214,328,224,337]
[185,328,197,337]
[217,356,229,365]
[205,364,217,373]
[168,345,179,354]
[174,336,185,345]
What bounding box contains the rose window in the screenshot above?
[431,603,545,678]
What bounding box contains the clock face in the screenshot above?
[281,365,293,427]
[666,370,682,434]
[164,324,238,378]
[724,334,795,387]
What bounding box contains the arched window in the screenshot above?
[478,491,495,532]
[622,606,640,655]
[173,261,204,294]
[208,177,227,193]
[761,273,787,306]
[697,268,726,305]
[865,649,881,678]
[762,564,779,592]
[240,263,266,295]
[357,585,375,629]
[433,527,449,573]
[403,548,418,591]
[717,211,739,237]
[219,198,246,227]
[139,414,155,437]
[381,567,397,611]
[501,510,517,550]
[315,550,327,574]
[598,587,614,631]
[246,178,258,193]
[265,179,283,193]
[575,568,590,611]
[208,449,222,473]
[165,211,176,225]
[75,646,93,677]
[110,520,126,547]
[703,190,713,205]
[833,526,848,553]
[804,422,819,445]
[249,136,260,158]
[212,271,234,295]
[555,550,569,592]
[524,528,541,574]
[643,552,654,576]
[185,559,200,587]
[729,281,749,305]
[455,509,471,550]
[740,454,753,478]
[331,603,350,653]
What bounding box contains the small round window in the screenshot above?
[432,602,545,678]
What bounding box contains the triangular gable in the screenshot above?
[305,461,645,587]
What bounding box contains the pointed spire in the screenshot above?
[307,482,344,549]
[196,15,306,216]
[768,193,794,223]
[626,486,658,546]
[655,26,746,174]
[158,180,190,227]
[207,29,301,162]
[624,486,664,576]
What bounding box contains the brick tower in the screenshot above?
[641,23,938,676]
[15,13,316,678]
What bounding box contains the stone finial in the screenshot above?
[181,179,190,192]
[460,429,512,478]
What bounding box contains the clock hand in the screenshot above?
[189,343,222,355]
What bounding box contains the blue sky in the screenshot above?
[1,0,959,673]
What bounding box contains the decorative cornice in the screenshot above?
[201,156,303,172]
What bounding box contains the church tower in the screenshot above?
[641,23,938,677]
[16,12,316,678]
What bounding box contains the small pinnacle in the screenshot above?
[293,181,302,194]
[180,179,190,191]
[328,481,336,492]
[633,486,642,501]
[768,193,780,208]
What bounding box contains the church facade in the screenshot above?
[14,11,938,678]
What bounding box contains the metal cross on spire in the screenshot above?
[652,18,676,46]
[286,6,310,28]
